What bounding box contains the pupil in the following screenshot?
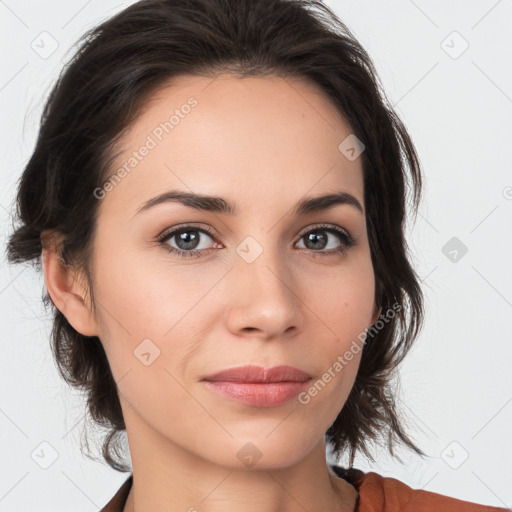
[307,231,327,250]
[178,230,199,250]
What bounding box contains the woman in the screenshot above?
[6,0,508,510]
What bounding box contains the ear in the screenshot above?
[41,232,99,337]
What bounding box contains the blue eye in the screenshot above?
[157,223,355,259]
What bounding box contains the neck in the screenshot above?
[122,441,358,512]
[119,398,358,512]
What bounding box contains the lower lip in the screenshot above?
[203,380,311,407]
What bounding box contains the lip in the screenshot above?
[202,364,312,383]
[201,365,312,407]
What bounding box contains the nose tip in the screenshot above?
[226,255,303,340]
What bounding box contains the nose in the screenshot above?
[224,243,304,341]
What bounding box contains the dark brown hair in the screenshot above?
[6,0,426,472]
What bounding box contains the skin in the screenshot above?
[42,73,381,512]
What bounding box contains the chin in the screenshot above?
[202,433,317,471]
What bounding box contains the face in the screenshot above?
[86,73,380,469]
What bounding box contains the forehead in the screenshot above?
[99,73,364,218]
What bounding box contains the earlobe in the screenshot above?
[42,242,99,337]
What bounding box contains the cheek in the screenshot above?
[91,244,229,385]
[91,252,216,428]
[93,246,220,333]
[307,257,376,332]
[302,259,375,389]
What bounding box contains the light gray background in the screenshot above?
[1,0,511,510]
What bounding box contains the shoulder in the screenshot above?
[330,464,510,512]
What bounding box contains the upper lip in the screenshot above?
[202,365,312,383]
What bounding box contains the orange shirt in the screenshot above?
[99,465,510,511]
[331,465,510,512]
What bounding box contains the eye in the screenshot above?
[157,225,219,258]
[157,223,356,259]
[295,224,356,256]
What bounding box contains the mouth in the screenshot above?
[201,365,312,407]
[202,380,311,407]
[202,364,312,383]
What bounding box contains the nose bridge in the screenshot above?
[228,232,302,336]
[236,232,292,294]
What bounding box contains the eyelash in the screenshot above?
[156,223,356,259]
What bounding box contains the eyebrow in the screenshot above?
[134,189,364,216]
